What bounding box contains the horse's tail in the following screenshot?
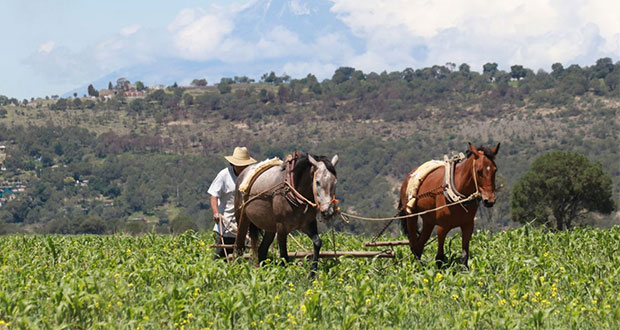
[398,200,408,235]
[248,222,261,253]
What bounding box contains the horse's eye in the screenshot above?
[316,181,321,187]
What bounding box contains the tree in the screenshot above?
[511,151,616,230]
[191,78,207,87]
[593,57,614,79]
[217,83,232,94]
[73,98,82,109]
[261,72,277,83]
[458,63,470,74]
[551,62,564,79]
[135,81,145,91]
[88,84,99,97]
[108,81,113,90]
[332,67,355,84]
[170,215,198,234]
[483,62,498,77]
[183,93,194,106]
[510,65,526,80]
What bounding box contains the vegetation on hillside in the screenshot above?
[0,58,618,234]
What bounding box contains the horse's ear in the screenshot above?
[468,142,480,159]
[331,154,339,167]
[308,155,320,168]
[491,143,500,155]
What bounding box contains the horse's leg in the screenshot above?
[414,219,434,264]
[302,221,322,275]
[257,231,276,265]
[276,224,290,265]
[234,213,250,257]
[460,222,474,268]
[405,216,420,263]
[435,225,449,268]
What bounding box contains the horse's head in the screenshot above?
[468,142,500,207]
[308,154,339,218]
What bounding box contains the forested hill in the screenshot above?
[0,59,618,235]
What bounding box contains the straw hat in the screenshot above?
[225,147,256,166]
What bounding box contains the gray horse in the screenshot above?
[234,153,339,273]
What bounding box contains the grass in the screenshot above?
[1,225,619,329]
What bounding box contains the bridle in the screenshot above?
[311,169,339,213]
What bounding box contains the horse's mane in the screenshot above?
[292,153,337,184]
[465,145,496,161]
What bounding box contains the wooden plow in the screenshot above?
[212,243,395,260]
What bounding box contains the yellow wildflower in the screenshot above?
[452,294,458,301]
[300,305,306,313]
[434,273,443,282]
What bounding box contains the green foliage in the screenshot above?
[191,78,207,87]
[1,227,620,327]
[170,215,198,234]
[217,83,232,94]
[511,151,616,230]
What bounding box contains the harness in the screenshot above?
[405,153,480,213]
[239,153,337,214]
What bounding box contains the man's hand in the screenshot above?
[213,212,223,223]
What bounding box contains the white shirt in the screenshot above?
[208,166,238,237]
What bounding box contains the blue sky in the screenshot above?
[1,0,618,99]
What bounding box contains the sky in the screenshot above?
[1,0,618,99]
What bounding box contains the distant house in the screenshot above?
[99,89,117,100]
[151,85,165,90]
[124,89,145,98]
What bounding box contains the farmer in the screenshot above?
[208,146,256,258]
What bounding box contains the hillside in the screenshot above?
[0,59,618,234]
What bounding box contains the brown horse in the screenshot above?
[399,143,500,268]
[234,153,339,273]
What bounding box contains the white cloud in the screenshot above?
[38,41,55,53]
[331,0,620,72]
[120,24,141,36]
[289,0,311,15]
[168,8,235,61]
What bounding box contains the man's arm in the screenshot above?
[210,195,220,218]
[210,195,238,232]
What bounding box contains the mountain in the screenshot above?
[64,0,363,97]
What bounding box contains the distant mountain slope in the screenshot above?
[65,0,364,97]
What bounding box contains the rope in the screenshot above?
[339,192,481,222]
[288,233,307,250]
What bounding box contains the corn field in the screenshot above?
[1,225,619,329]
